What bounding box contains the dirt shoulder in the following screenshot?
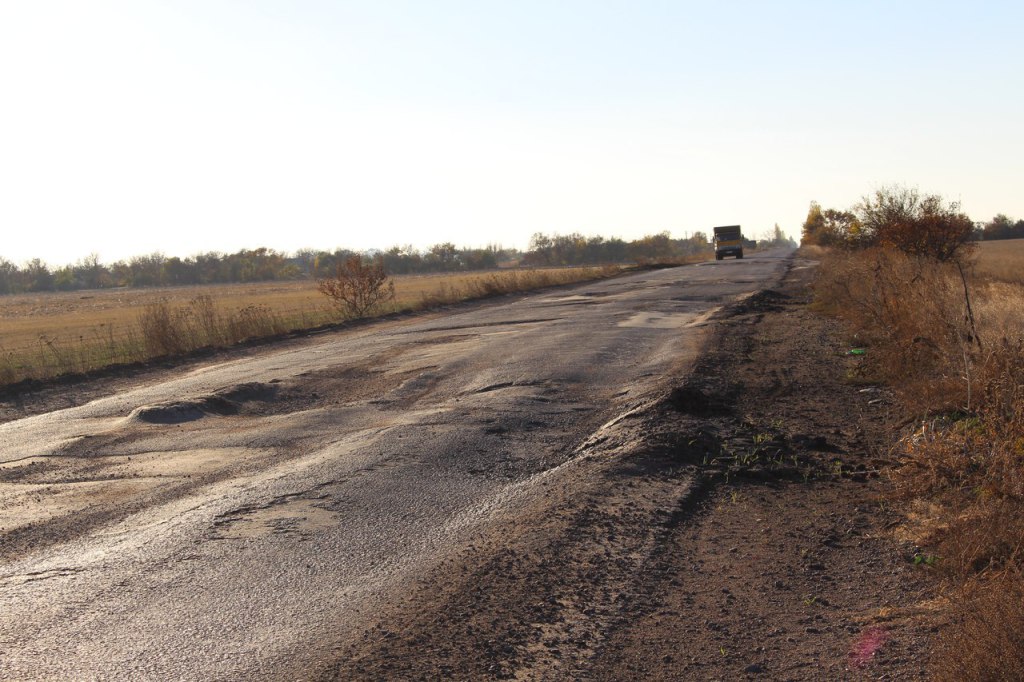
[314,256,935,680]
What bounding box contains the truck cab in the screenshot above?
[713,225,744,260]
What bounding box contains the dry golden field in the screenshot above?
[975,238,1024,283]
[0,267,620,384]
[0,280,329,354]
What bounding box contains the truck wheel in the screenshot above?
[737,251,744,259]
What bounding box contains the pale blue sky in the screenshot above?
[1,1,1021,264]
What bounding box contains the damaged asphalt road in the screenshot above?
[0,251,791,680]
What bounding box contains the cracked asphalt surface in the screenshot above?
[0,252,790,680]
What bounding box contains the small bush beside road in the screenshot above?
[317,256,396,319]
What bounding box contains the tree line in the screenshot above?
[981,214,1024,241]
[522,231,713,266]
[0,231,720,295]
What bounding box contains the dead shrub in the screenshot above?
[318,256,395,319]
[855,185,976,262]
[888,300,1024,583]
[138,296,289,360]
[890,420,984,503]
[418,282,460,308]
[0,346,17,384]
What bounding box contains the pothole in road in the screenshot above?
[124,356,442,423]
[0,478,161,537]
[617,312,697,329]
[537,295,609,306]
[0,447,268,538]
[404,318,561,334]
[211,495,340,540]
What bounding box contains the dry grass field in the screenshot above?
[0,280,329,355]
[0,267,621,385]
[975,238,1024,283]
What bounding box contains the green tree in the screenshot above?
[24,259,55,292]
[427,243,460,270]
[0,258,17,294]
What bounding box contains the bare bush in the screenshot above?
[855,186,976,263]
[804,186,976,263]
[317,256,395,319]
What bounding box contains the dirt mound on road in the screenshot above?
[126,382,279,424]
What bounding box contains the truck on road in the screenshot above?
[713,225,744,260]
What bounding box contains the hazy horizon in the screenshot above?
[2,1,1021,265]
